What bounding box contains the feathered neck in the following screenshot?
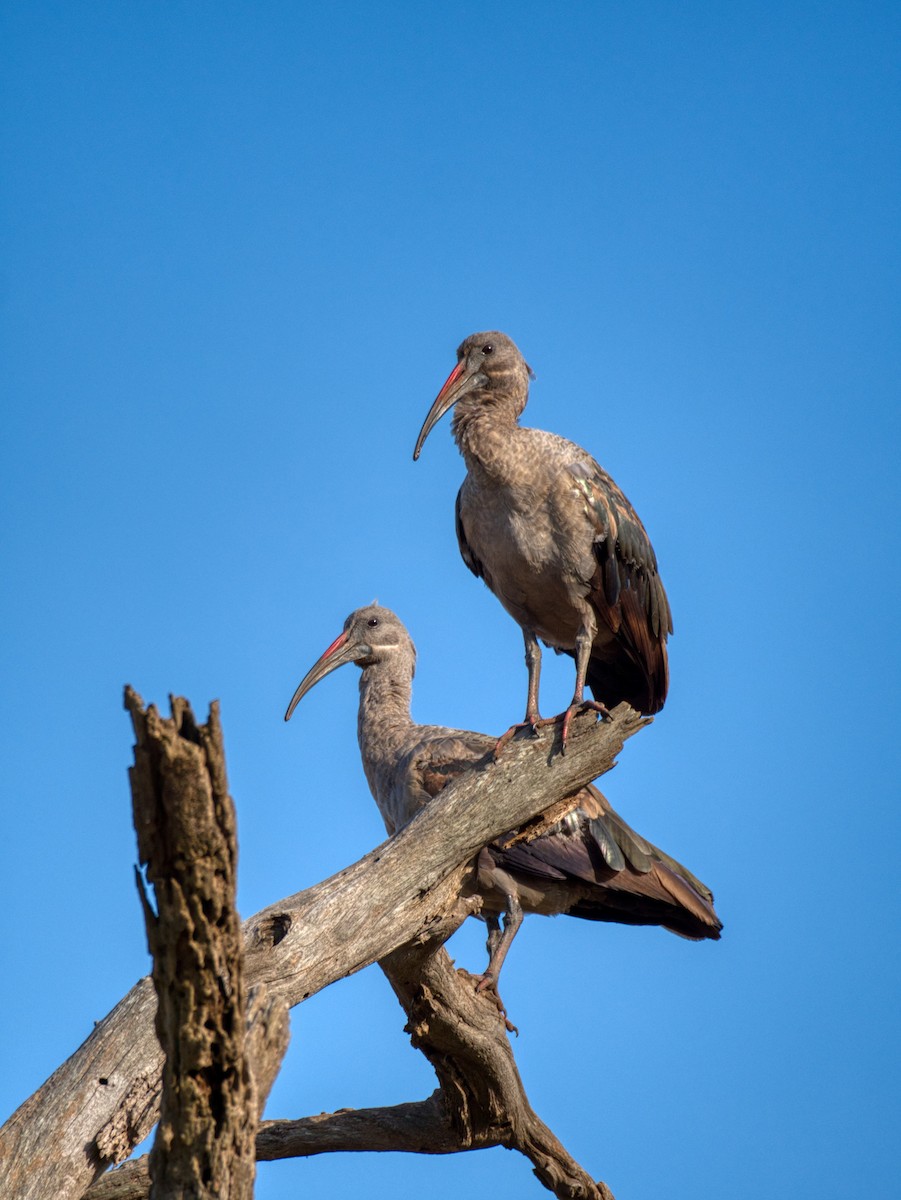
[356,649,417,766]
[451,387,527,480]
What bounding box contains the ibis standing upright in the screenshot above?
[285,605,720,1009]
[414,332,673,744]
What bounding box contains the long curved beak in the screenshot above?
[284,631,368,721]
[413,360,485,460]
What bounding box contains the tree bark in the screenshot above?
[380,941,615,1200]
[129,691,280,1199]
[0,700,646,1200]
[84,987,288,1200]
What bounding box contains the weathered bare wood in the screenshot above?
[86,986,289,1200]
[87,1096,458,1200]
[82,1161,149,1200]
[380,943,614,1200]
[96,941,615,1200]
[242,985,291,1118]
[0,700,645,1200]
[129,691,257,1199]
[256,1093,461,1158]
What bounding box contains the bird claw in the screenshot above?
[494,714,544,757]
[495,702,610,757]
[474,973,518,1035]
[559,701,611,752]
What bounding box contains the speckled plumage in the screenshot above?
[286,606,720,989]
[415,332,673,725]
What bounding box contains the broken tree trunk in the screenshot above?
[129,691,285,1200]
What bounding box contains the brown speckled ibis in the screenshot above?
[285,605,719,1005]
[414,332,673,745]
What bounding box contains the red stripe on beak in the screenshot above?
[322,631,349,659]
[436,360,465,403]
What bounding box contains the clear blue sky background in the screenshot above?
[2,3,899,1197]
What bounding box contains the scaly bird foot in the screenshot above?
[559,700,612,752]
[494,711,546,757]
[474,973,519,1036]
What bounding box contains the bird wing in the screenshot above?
[565,455,672,711]
[566,456,673,641]
[398,729,494,808]
[455,485,485,579]
[490,783,721,938]
[491,783,646,883]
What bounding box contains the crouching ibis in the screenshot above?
[285,605,719,1014]
[414,332,673,746]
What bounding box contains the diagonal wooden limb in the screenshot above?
[1,698,646,1200]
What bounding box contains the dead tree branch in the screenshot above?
[380,940,614,1199]
[0,700,646,1200]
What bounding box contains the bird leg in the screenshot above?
[474,894,524,1035]
[495,629,545,755]
[496,623,610,755]
[477,897,523,989]
[482,913,504,975]
[522,627,543,726]
[560,623,611,750]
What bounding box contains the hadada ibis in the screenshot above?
[285,605,720,1007]
[414,332,673,745]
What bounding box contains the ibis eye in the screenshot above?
[482,343,494,355]
[367,617,379,628]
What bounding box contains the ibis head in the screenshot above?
[284,605,414,721]
[413,331,533,461]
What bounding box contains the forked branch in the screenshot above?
[0,695,645,1200]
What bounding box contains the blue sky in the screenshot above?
[2,3,899,1197]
